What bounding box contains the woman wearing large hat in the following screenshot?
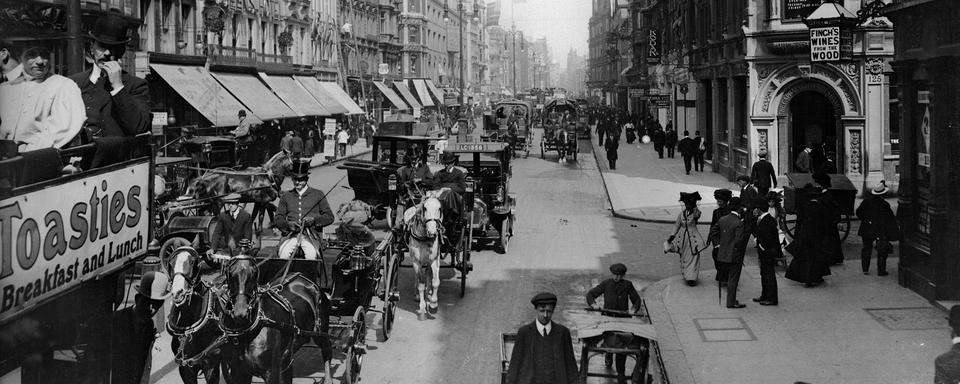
[669,191,705,286]
[68,9,151,140]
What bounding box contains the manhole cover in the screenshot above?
[864,307,949,330]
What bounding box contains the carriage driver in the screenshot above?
[209,192,254,256]
[275,158,334,235]
[396,147,433,201]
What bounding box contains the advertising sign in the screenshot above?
[810,27,842,62]
[919,106,931,167]
[0,161,150,323]
[784,0,821,20]
[646,30,661,64]
[628,88,645,98]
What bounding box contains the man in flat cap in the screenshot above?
[935,305,960,384]
[586,263,641,380]
[506,292,579,384]
[209,193,254,256]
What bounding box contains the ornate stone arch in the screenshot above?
[752,63,862,117]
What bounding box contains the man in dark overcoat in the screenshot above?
[812,173,843,265]
[709,197,747,308]
[210,193,254,255]
[750,151,777,196]
[708,189,733,285]
[664,122,677,158]
[275,159,334,234]
[586,263,641,381]
[677,131,697,175]
[506,292,579,384]
[604,132,619,170]
[753,192,782,305]
[935,305,960,384]
[69,11,150,140]
[855,181,898,275]
[652,126,665,158]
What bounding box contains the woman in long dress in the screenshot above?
[671,192,705,286]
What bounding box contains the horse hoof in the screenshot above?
[428,305,438,314]
[417,312,428,321]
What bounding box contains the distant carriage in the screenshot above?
[486,100,534,158]
[540,99,581,161]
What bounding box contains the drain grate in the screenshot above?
[864,307,949,330]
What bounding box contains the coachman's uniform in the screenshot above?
[275,187,334,233]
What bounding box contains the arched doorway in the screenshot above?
[789,91,840,173]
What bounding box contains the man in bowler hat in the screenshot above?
[752,192,782,306]
[709,197,747,308]
[70,10,150,140]
[586,263,641,381]
[506,292,579,384]
[936,306,960,384]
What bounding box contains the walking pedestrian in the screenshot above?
[785,174,835,287]
[677,131,697,175]
[280,129,294,155]
[336,126,349,158]
[693,131,706,171]
[935,305,960,384]
[709,197,747,308]
[736,175,762,236]
[707,189,733,286]
[669,192,705,286]
[750,150,777,196]
[505,292,579,384]
[586,263,641,382]
[652,126,665,158]
[605,132,619,170]
[753,192,782,306]
[664,122,677,158]
[624,121,636,144]
[855,181,898,276]
[304,128,316,158]
[596,115,607,146]
[363,117,375,148]
[289,130,304,159]
[795,144,813,172]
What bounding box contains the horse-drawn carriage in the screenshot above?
[448,142,516,254]
[779,172,857,241]
[500,302,670,384]
[486,99,534,158]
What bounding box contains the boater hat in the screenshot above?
[871,181,889,196]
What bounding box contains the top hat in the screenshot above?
[871,181,889,196]
[88,10,131,46]
[135,271,171,301]
[291,159,311,179]
[440,151,458,164]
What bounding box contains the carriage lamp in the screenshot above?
[350,245,368,272]
[464,178,475,213]
[496,186,504,203]
[465,178,474,193]
[202,143,213,152]
[388,174,397,191]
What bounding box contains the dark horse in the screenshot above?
[220,256,333,384]
[167,247,230,383]
[186,151,293,232]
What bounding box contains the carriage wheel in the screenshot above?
[498,217,512,254]
[379,243,400,341]
[540,143,545,158]
[344,307,366,383]
[778,213,798,239]
[459,226,470,298]
[159,236,192,275]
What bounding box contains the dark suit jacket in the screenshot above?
[740,185,762,212]
[935,343,960,384]
[750,160,777,189]
[856,195,898,239]
[677,137,697,157]
[795,151,812,172]
[431,167,467,194]
[276,187,335,232]
[506,321,579,384]
[69,69,150,138]
[754,212,782,259]
[709,212,744,263]
[211,210,253,252]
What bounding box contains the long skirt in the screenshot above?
[677,227,705,281]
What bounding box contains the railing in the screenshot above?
[208,44,257,67]
[259,52,292,64]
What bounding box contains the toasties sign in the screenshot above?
[810,26,852,62]
[0,161,150,323]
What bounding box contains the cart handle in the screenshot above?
[584,307,645,317]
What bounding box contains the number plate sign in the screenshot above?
[453,142,506,152]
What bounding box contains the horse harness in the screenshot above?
[167,276,228,368]
[407,201,444,243]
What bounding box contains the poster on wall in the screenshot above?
[784,0,821,20]
[918,106,931,167]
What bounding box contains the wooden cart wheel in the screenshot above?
[839,213,852,242]
[159,236,192,275]
[460,225,470,298]
[778,213,798,238]
[379,243,400,341]
[499,217,512,254]
[344,306,366,383]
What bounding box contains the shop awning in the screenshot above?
[393,83,422,109]
[294,76,343,114]
[410,79,435,107]
[373,82,409,110]
[425,80,446,106]
[258,73,332,116]
[149,64,260,127]
[317,82,365,115]
[211,72,297,120]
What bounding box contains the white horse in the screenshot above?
[402,195,443,321]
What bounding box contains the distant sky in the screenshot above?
[495,0,591,69]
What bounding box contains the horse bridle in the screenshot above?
[410,200,443,242]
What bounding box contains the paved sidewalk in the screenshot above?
[643,257,951,384]
[588,130,738,224]
[308,140,372,168]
